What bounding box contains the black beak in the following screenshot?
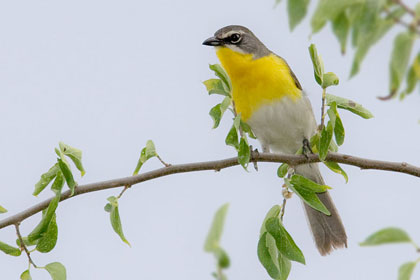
[202,36,223,46]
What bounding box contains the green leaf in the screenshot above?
[402,54,420,97]
[324,161,348,183]
[16,236,37,248]
[104,203,112,213]
[209,104,222,129]
[203,79,230,96]
[225,125,239,150]
[0,241,21,256]
[322,72,339,88]
[398,262,417,280]
[107,196,131,246]
[319,121,333,161]
[326,93,374,119]
[209,97,230,130]
[278,252,292,280]
[204,203,229,252]
[213,247,230,269]
[50,171,65,195]
[360,227,412,246]
[259,205,282,237]
[308,44,324,85]
[240,120,257,139]
[327,102,345,146]
[59,142,85,176]
[389,32,415,96]
[209,64,231,92]
[350,2,398,77]
[311,0,362,33]
[132,140,158,175]
[36,214,58,253]
[332,11,350,54]
[28,194,60,243]
[44,262,66,280]
[287,0,310,31]
[33,164,59,196]
[286,179,331,215]
[0,205,7,214]
[20,270,32,280]
[277,163,289,178]
[290,174,331,192]
[265,217,305,264]
[238,137,250,169]
[57,159,76,196]
[258,232,280,279]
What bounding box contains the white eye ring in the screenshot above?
[229,33,242,44]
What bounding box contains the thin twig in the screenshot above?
[1,152,420,230]
[15,223,37,268]
[320,88,326,130]
[280,198,287,221]
[384,5,420,35]
[156,154,171,167]
[117,185,131,199]
[392,0,416,17]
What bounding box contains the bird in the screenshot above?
[203,25,347,255]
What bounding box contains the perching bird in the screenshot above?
[203,25,347,255]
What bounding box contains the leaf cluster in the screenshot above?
[279,0,420,99]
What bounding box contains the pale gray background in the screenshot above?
[1,0,420,279]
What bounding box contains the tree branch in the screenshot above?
[1,151,419,230]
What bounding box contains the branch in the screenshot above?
[1,151,419,230]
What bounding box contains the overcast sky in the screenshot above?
[1,0,420,279]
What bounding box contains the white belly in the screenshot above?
[246,96,317,154]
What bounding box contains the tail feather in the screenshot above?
[295,163,347,255]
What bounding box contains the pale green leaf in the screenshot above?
[360,227,412,246]
[204,203,229,252]
[398,262,417,280]
[203,79,230,96]
[58,159,76,196]
[50,171,65,195]
[0,205,7,214]
[28,194,60,243]
[107,196,130,246]
[258,232,280,279]
[33,164,59,196]
[278,252,292,280]
[327,102,345,145]
[277,163,289,178]
[326,93,374,119]
[332,11,350,54]
[286,179,331,215]
[324,161,348,183]
[209,64,231,92]
[20,270,32,280]
[389,32,415,95]
[225,125,239,150]
[45,262,66,280]
[259,205,281,237]
[322,72,339,88]
[402,54,420,97]
[0,241,21,256]
[290,174,331,192]
[59,142,85,176]
[238,137,250,169]
[209,104,222,129]
[287,0,310,31]
[308,44,324,85]
[133,140,158,175]
[36,214,58,253]
[319,121,333,161]
[265,217,305,264]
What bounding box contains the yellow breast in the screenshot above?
[216,47,301,121]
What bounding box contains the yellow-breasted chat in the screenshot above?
[203,25,347,256]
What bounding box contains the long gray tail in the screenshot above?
[295,163,347,256]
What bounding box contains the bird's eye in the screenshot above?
[229,33,241,44]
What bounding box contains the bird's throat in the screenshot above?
[215,47,302,121]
